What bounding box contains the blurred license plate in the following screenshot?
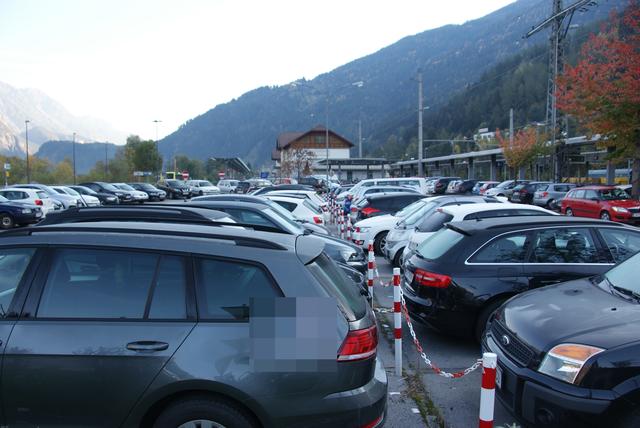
[36,212,42,217]
[496,365,503,389]
[633,213,640,218]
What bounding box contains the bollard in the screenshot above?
[393,267,402,376]
[367,240,375,302]
[346,215,352,240]
[339,215,344,240]
[479,352,497,428]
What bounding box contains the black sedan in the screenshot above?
[69,185,119,205]
[155,180,190,199]
[402,216,640,341]
[483,251,640,428]
[127,183,166,201]
[0,195,43,228]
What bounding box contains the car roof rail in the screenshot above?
[35,207,289,234]
[0,224,288,250]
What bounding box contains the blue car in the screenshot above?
[0,195,43,229]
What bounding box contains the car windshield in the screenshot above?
[604,252,640,296]
[100,183,119,191]
[199,181,213,187]
[402,201,438,226]
[76,186,97,195]
[599,188,630,200]
[166,180,185,188]
[495,181,512,189]
[116,183,135,191]
[62,187,80,196]
[0,195,8,203]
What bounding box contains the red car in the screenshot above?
[561,185,640,223]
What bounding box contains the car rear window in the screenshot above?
[307,254,366,322]
[416,228,465,260]
[303,199,322,214]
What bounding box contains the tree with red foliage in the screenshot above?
[495,127,542,176]
[557,3,640,197]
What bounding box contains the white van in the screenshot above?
[217,179,239,194]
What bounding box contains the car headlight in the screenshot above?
[340,250,361,263]
[538,343,604,384]
[115,192,123,196]
[611,206,628,213]
[358,226,371,233]
[21,208,32,214]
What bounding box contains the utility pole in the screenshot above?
[25,120,30,183]
[72,132,77,184]
[525,0,597,182]
[325,99,330,184]
[153,119,162,179]
[417,70,424,177]
[358,116,363,158]
[104,143,108,181]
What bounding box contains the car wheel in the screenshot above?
[565,207,573,216]
[373,232,388,256]
[546,199,555,209]
[199,190,204,196]
[153,395,258,428]
[475,298,508,343]
[393,249,404,268]
[600,211,611,221]
[1,214,15,229]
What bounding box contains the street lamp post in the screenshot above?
[72,132,77,184]
[153,119,162,179]
[25,120,30,183]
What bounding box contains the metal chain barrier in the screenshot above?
[399,287,482,378]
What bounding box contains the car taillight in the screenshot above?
[361,207,380,217]
[360,414,384,428]
[338,325,378,362]
[313,216,323,224]
[414,268,451,288]
[351,207,358,213]
[540,191,549,197]
[35,199,43,206]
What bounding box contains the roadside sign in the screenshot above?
[218,172,225,178]
[260,171,269,179]
[181,171,189,180]
[3,163,10,171]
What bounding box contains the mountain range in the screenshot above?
[0,80,127,156]
[158,0,627,168]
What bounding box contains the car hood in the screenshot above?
[500,278,640,352]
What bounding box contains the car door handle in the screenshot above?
[126,341,169,352]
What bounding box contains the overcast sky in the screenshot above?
[1,0,516,141]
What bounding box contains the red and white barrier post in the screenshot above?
[479,352,497,428]
[393,267,402,376]
[346,215,352,240]
[339,215,344,240]
[367,240,375,301]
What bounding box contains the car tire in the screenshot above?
[546,199,556,209]
[1,214,15,229]
[393,249,403,268]
[373,232,388,256]
[565,207,573,216]
[152,395,258,428]
[475,298,508,343]
[600,211,611,221]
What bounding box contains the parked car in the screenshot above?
[298,176,327,191]
[485,180,530,199]
[264,194,325,225]
[616,184,632,198]
[431,177,461,195]
[12,183,82,209]
[338,177,430,201]
[0,188,58,215]
[483,250,640,427]
[454,179,478,195]
[185,200,367,273]
[155,179,191,199]
[69,185,119,205]
[79,181,134,203]
[445,180,462,194]
[128,183,166,201]
[533,182,576,208]
[562,185,640,224]
[234,181,251,194]
[402,202,557,260]
[402,216,640,341]
[112,183,149,203]
[186,179,220,196]
[352,197,430,255]
[252,184,315,196]
[354,193,424,222]
[0,221,386,427]
[472,181,499,195]
[51,185,101,207]
[0,194,42,228]
[510,181,551,204]
[352,185,420,204]
[191,194,330,235]
[217,179,239,193]
[384,195,502,267]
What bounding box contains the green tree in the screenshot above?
[52,158,74,184]
[124,135,162,175]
